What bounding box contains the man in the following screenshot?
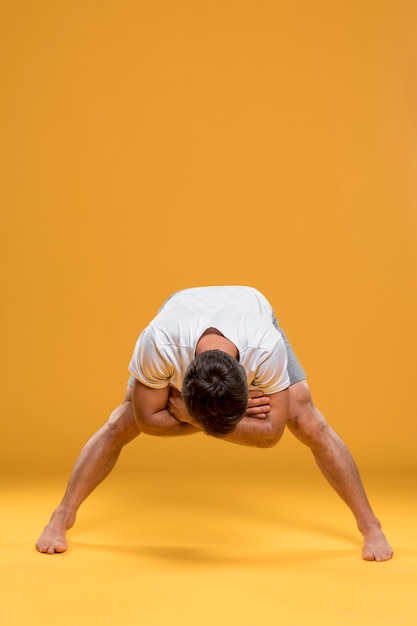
[36,286,393,560]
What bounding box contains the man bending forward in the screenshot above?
[36,286,393,560]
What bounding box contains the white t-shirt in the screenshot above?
[128,286,290,394]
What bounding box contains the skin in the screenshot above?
[36,331,393,561]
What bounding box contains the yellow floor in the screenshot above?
[2,468,416,626]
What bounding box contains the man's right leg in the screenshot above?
[36,387,140,554]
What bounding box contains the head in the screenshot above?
[181,349,248,437]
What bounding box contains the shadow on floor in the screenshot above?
[69,540,356,567]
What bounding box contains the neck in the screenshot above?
[195,328,239,359]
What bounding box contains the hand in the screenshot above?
[245,390,270,419]
[167,386,202,428]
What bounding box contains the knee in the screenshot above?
[287,383,328,446]
[106,400,140,443]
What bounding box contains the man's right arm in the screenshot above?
[132,379,200,437]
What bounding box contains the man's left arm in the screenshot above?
[167,386,290,448]
[221,388,290,448]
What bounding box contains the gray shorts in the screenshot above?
[128,314,306,388]
[272,316,306,386]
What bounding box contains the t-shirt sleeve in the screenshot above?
[128,327,174,388]
[252,336,290,394]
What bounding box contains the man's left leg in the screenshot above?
[286,380,393,561]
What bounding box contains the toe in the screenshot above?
[36,542,47,553]
[54,542,67,553]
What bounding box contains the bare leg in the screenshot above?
[36,387,140,554]
[286,381,393,561]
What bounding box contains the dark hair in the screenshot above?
[181,350,248,437]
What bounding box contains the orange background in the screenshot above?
[1,0,416,474]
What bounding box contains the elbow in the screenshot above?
[258,424,285,449]
[135,415,161,436]
[261,434,283,449]
[133,410,154,436]
[138,423,154,436]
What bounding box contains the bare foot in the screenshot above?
[36,507,75,554]
[361,526,393,562]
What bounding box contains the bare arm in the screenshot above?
[132,380,200,436]
[167,386,290,448]
[222,388,290,448]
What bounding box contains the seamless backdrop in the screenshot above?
[1,0,416,475]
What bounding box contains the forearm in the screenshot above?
[221,416,284,448]
[222,389,290,447]
[132,381,200,437]
[136,408,200,437]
